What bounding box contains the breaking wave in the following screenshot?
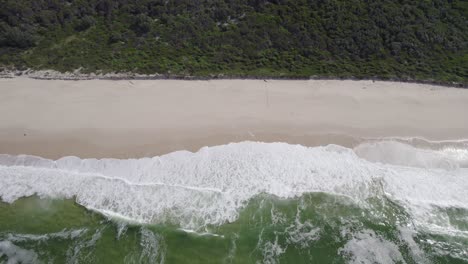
[0,140,466,234]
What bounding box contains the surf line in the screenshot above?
[4,164,225,194]
[83,173,225,194]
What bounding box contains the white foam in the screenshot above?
[138,228,165,264]
[0,241,39,264]
[5,229,87,242]
[424,238,468,262]
[339,230,404,264]
[284,201,320,248]
[354,141,467,169]
[397,226,429,263]
[0,141,467,233]
[259,235,285,264]
[66,228,104,264]
[177,228,224,238]
[438,147,468,166]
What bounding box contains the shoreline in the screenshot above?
[1,69,466,88]
[1,78,467,159]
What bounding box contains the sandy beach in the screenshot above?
[0,78,467,159]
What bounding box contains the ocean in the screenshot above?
[0,139,467,263]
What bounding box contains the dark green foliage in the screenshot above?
[74,16,96,31]
[0,23,36,48]
[0,0,466,84]
[131,14,152,35]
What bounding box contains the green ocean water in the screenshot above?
[1,193,467,264]
[1,140,468,263]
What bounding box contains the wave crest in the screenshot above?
[1,141,467,232]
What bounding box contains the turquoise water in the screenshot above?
[1,194,467,263]
[1,141,467,263]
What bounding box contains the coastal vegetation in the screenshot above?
[0,0,467,84]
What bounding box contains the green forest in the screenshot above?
[0,0,467,84]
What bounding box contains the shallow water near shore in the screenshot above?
[1,139,467,263]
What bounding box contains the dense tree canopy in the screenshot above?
[0,0,467,84]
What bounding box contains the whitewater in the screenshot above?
[1,139,467,263]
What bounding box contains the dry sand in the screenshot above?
[0,78,467,159]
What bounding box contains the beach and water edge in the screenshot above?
[0,78,467,263]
